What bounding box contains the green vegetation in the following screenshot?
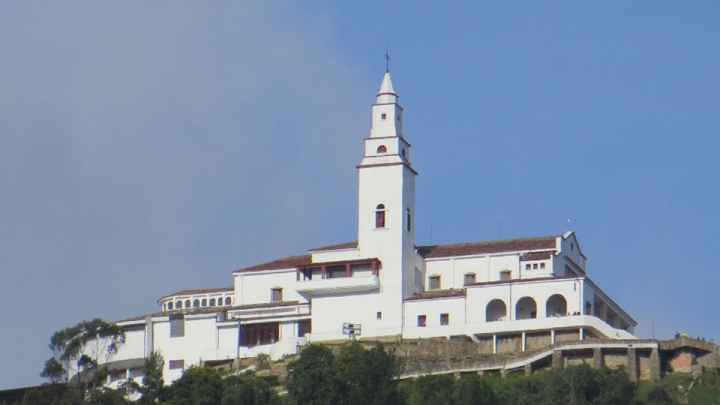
[41,319,126,387]
[22,334,720,405]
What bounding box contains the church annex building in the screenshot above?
[92,71,636,386]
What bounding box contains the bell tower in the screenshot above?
[357,71,420,299]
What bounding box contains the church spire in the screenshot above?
[376,72,397,104]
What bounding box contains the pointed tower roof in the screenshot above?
[376,72,398,104]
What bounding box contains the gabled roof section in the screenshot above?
[562,230,587,259]
[418,235,558,259]
[233,254,312,273]
[158,286,233,301]
[405,289,466,301]
[309,241,358,252]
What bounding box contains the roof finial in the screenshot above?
[385,44,390,73]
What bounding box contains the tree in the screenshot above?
[22,383,84,405]
[221,373,284,405]
[592,366,635,405]
[41,319,125,387]
[452,373,497,405]
[333,342,402,405]
[163,366,225,405]
[84,388,133,405]
[406,374,455,405]
[121,351,167,405]
[287,344,340,405]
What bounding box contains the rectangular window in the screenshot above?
[170,315,184,338]
[540,263,546,269]
[271,288,283,302]
[440,313,449,326]
[533,263,538,269]
[241,322,280,347]
[500,271,511,281]
[326,265,348,279]
[108,369,127,382]
[128,368,145,378]
[463,273,476,285]
[298,320,312,337]
[169,360,184,370]
[525,263,531,270]
[376,311,382,319]
[429,276,441,290]
[417,315,426,327]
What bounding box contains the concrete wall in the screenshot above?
[234,269,305,306]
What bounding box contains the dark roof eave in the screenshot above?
[418,235,559,259]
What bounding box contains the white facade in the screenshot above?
[86,71,637,386]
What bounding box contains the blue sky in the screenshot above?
[1,1,719,389]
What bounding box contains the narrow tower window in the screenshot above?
[375,204,386,228]
[381,113,387,120]
[377,145,387,154]
[406,208,411,232]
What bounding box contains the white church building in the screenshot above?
[95,71,636,386]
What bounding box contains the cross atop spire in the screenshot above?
[385,45,390,73]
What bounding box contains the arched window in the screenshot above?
[515,297,537,320]
[375,204,386,228]
[225,297,232,305]
[167,302,173,310]
[209,298,216,306]
[377,145,387,154]
[546,294,568,317]
[486,299,507,322]
[406,208,411,232]
[201,299,207,307]
[185,300,190,308]
[193,299,199,308]
[176,301,182,309]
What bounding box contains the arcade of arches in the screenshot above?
[486,294,569,322]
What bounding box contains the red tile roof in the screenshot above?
[418,235,558,259]
[521,251,553,261]
[233,235,557,274]
[233,254,313,273]
[309,241,358,252]
[405,288,466,301]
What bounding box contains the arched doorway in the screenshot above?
[515,296,537,320]
[486,299,507,322]
[546,294,568,317]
